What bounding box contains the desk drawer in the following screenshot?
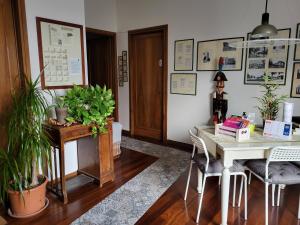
[61,126,92,141]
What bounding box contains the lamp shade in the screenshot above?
[251,12,278,38]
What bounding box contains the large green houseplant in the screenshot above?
[256,75,287,123]
[0,77,51,217]
[64,85,115,135]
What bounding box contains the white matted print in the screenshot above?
[291,63,300,98]
[170,73,197,95]
[196,37,244,71]
[244,28,291,85]
[174,39,194,71]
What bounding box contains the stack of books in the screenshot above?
[223,117,250,129]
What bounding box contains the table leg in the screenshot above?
[221,167,230,225]
[59,141,68,204]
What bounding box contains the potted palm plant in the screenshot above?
[0,77,51,217]
[256,75,287,126]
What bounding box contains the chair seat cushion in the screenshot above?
[246,159,300,185]
[193,154,244,174]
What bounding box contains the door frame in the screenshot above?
[128,25,168,143]
[85,27,119,121]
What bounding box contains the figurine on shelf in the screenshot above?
[212,57,228,124]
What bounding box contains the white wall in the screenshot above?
[85,0,118,32]
[25,0,87,174]
[116,0,300,143]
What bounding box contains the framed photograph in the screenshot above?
[244,28,291,85]
[196,37,244,71]
[36,17,86,89]
[174,39,194,71]
[122,51,127,61]
[170,73,197,95]
[291,62,300,98]
[118,56,123,66]
[294,23,300,61]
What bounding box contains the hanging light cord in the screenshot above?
[265,0,269,13]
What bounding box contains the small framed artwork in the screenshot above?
[291,62,300,98]
[174,39,194,71]
[244,28,291,85]
[170,73,197,95]
[196,37,244,71]
[118,56,123,66]
[294,23,300,61]
[122,51,127,61]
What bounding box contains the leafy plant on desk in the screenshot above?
[255,75,287,121]
[64,85,115,136]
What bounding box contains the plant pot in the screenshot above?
[8,176,48,217]
[55,107,68,124]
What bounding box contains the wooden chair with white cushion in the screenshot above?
[184,129,248,223]
[246,146,300,225]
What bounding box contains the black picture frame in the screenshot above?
[294,23,300,61]
[244,28,291,86]
[170,73,197,96]
[290,62,300,98]
[196,36,244,71]
[174,39,194,71]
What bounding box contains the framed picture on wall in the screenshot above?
[36,17,86,89]
[170,73,197,95]
[244,28,291,85]
[174,39,194,71]
[196,37,244,71]
[294,23,300,61]
[291,62,300,98]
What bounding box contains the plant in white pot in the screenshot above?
[54,94,68,124]
[0,77,51,218]
[255,75,287,125]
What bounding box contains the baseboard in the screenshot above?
[51,171,78,184]
[166,139,193,153]
[122,130,130,136]
[121,130,192,153]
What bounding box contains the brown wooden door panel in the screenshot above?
[0,0,22,148]
[131,31,163,140]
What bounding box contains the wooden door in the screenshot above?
[129,26,167,141]
[0,0,29,148]
[86,28,119,121]
[0,0,21,148]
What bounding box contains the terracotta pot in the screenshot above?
[8,177,48,217]
[55,107,68,124]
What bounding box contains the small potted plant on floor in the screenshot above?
[0,77,51,218]
[255,75,287,126]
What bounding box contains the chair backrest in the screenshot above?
[189,129,210,170]
[265,146,300,180]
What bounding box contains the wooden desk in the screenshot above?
[196,126,300,225]
[43,119,115,204]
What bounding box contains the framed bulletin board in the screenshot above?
[36,17,86,89]
[170,73,197,95]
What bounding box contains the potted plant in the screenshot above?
[255,75,287,125]
[0,77,51,217]
[64,85,115,135]
[54,94,68,124]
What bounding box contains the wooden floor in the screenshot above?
[0,148,158,225]
[1,146,300,225]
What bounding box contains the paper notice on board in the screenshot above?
[69,58,81,76]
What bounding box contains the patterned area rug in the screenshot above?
[72,136,190,225]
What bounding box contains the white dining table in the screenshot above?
[195,126,300,225]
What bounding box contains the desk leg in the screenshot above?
[221,167,230,225]
[59,141,68,204]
